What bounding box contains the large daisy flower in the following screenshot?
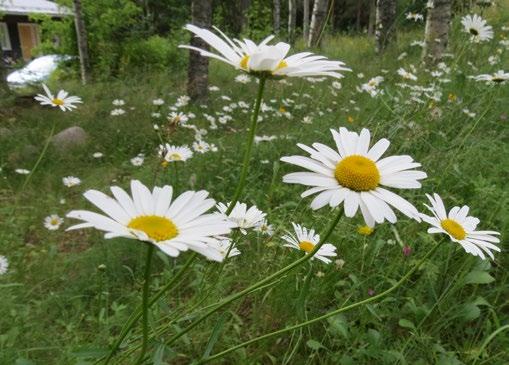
[461,14,493,42]
[34,84,82,112]
[420,194,501,260]
[281,128,427,227]
[179,24,350,79]
[66,180,235,261]
[282,223,337,264]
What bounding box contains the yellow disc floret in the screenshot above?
[441,219,466,240]
[335,155,380,192]
[240,55,250,70]
[52,98,64,106]
[298,240,315,253]
[274,60,288,72]
[128,215,178,242]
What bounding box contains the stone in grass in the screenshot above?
[51,126,88,151]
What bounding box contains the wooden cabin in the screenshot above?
[0,0,72,61]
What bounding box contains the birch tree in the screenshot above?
[288,0,297,44]
[187,0,212,102]
[273,0,280,34]
[308,0,329,47]
[303,0,310,40]
[375,0,397,53]
[73,0,91,84]
[422,0,452,64]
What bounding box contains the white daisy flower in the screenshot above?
[66,180,235,261]
[216,202,266,235]
[63,176,81,187]
[112,99,125,106]
[281,128,427,227]
[210,239,241,259]
[0,255,9,275]
[406,12,423,21]
[235,74,252,83]
[152,98,165,106]
[130,155,145,166]
[168,111,189,124]
[34,84,82,112]
[471,70,509,84]
[93,152,104,158]
[397,68,418,81]
[110,108,126,116]
[420,193,501,260]
[15,168,30,175]
[179,24,350,79]
[282,223,337,264]
[158,144,193,162]
[461,14,493,42]
[44,214,64,230]
[192,140,211,154]
[254,219,274,236]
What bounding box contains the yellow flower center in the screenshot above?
[298,240,315,253]
[127,215,178,242]
[240,55,250,70]
[357,225,374,236]
[50,218,59,225]
[279,106,286,113]
[441,219,466,240]
[52,98,64,106]
[492,77,504,83]
[169,153,182,161]
[335,155,380,192]
[274,60,288,71]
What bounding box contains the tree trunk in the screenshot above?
[230,0,251,35]
[375,0,397,53]
[73,0,91,84]
[422,0,452,64]
[273,0,281,34]
[0,48,9,96]
[288,0,297,44]
[187,0,212,102]
[303,0,310,40]
[368,0,376,36]
[308,0,329,47]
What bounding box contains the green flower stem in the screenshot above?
[199,243,440,364]
[163,208,344,347]
[20,120,56,192]
[225,76,266,215]
[101,252,197,365]
[134,244,155,365]
[297,263,314,320]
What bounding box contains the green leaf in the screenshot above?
[306,339,325,351]
[327,315,348,338]
[458,303,481,321]
[398,319,416,330]
[463,271,495,285]
[15,359,36,365]
[202,312,228,358]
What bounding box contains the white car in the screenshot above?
[6,54,72,92]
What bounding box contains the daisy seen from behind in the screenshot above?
[34,84,82,112]
[217,201,266,235]
[282,223,337,264]
[66,180,235,261]
[281,127,427,227]
[420,193,500,260]
[179,24,350,79]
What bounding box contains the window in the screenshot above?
[0,22,12,51]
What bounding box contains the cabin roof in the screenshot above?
[0,0,73,17]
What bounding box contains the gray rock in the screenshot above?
[51,126,88,150]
